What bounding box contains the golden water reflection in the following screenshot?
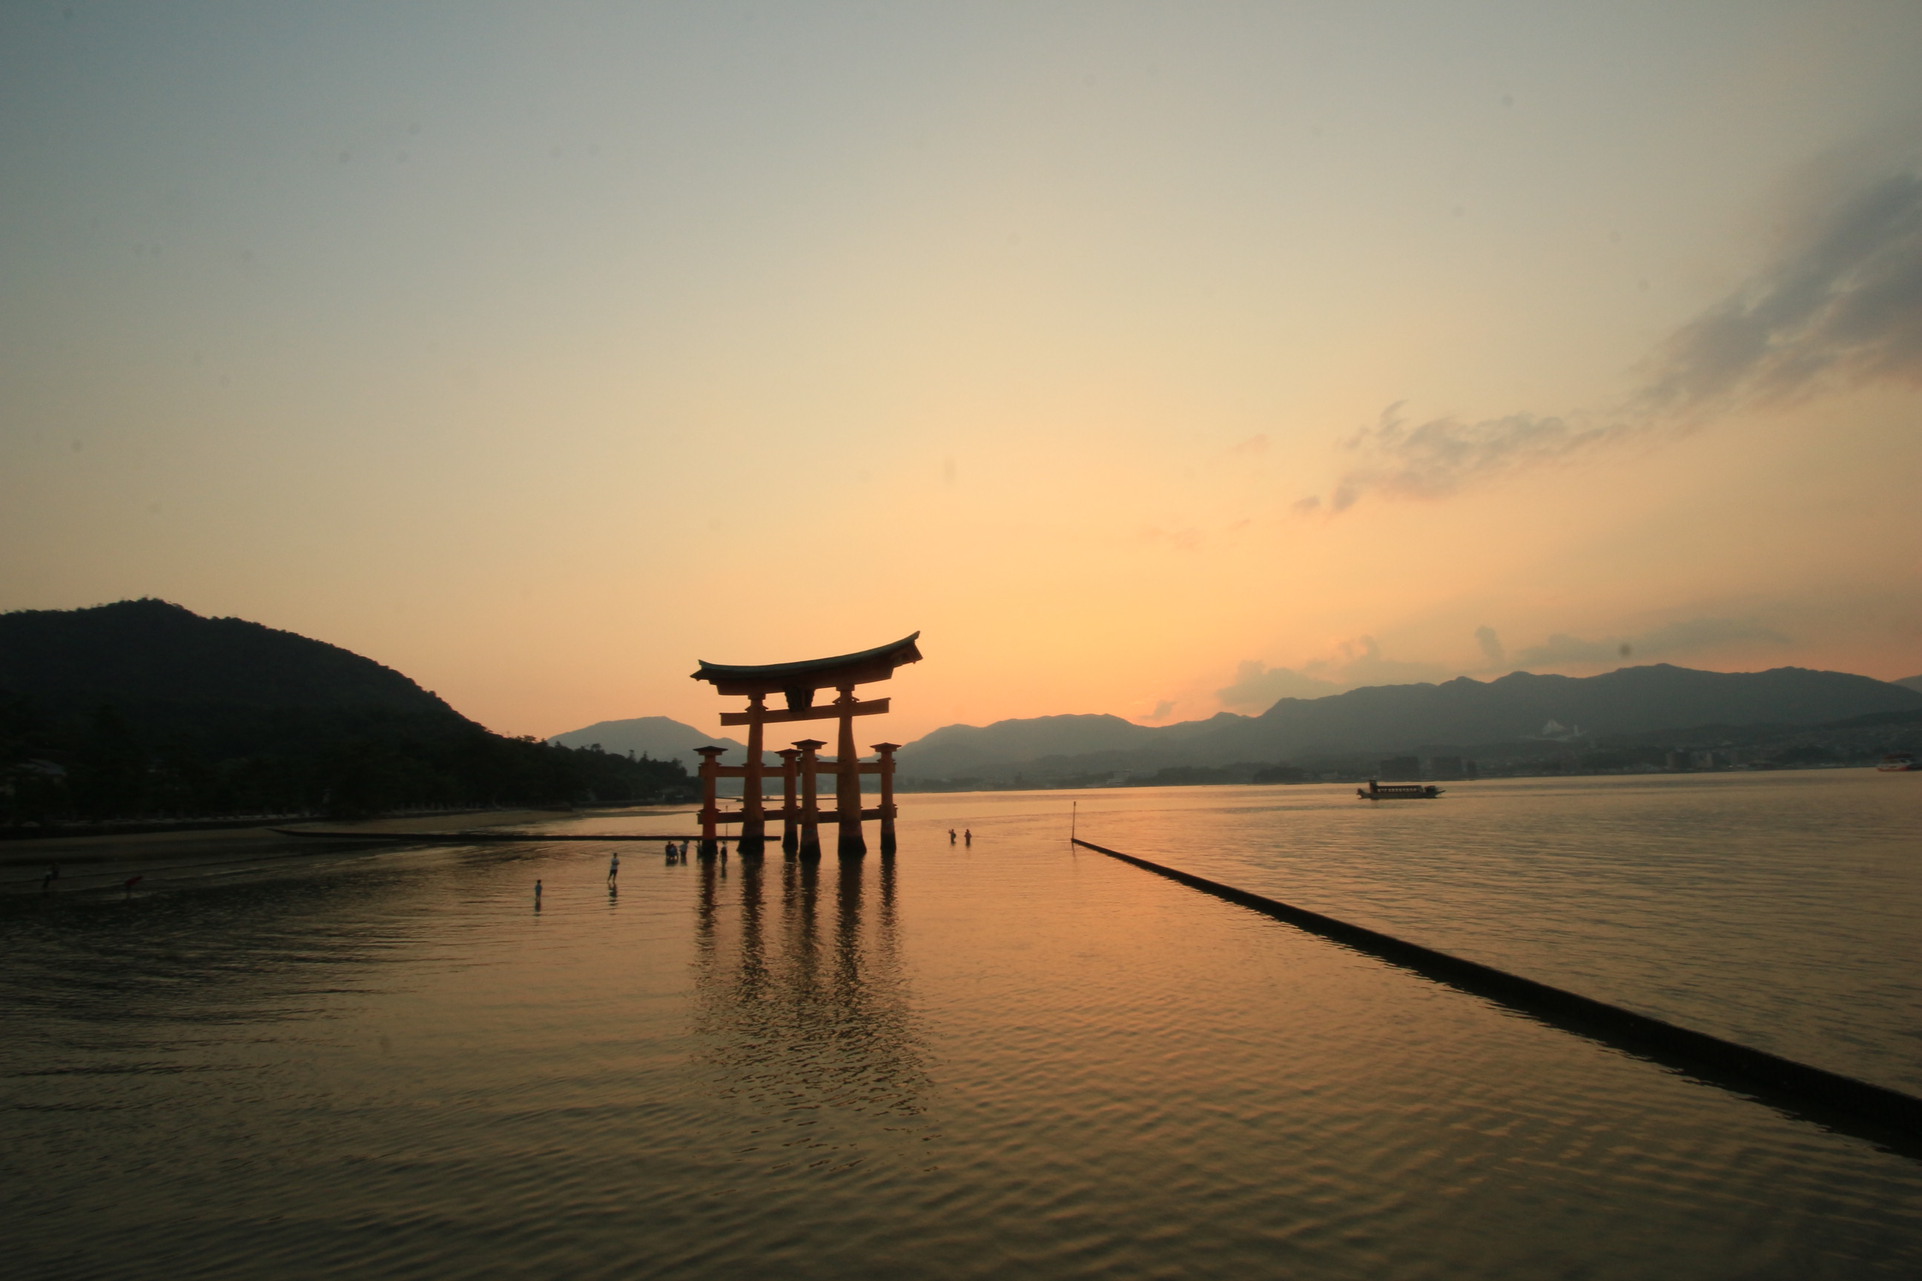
[692,855,927,1117]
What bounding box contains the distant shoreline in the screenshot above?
[895,760,1887,793]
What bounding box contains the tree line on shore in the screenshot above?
[1,697,694,825]
[0,600,695,826]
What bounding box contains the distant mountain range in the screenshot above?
[548,716,746,771]
[1896,674,1922,695]
[892,665,1922,785]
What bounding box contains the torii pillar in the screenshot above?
[872,742,900,854]
[694,745,726,857]
[775,747,800,854]
[794,738,825,860]
[833,684,865,856]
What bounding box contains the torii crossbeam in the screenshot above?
[690,633,922,858]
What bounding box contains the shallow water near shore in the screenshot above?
[4,772,1920,1278]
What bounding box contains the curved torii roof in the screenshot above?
[691,632,922,697]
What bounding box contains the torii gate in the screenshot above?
[690,633,922,858]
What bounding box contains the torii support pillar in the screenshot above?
[795,738,825,861]
[694,746,726,858]
[834,685,866,857]
[736,693,767,858]
[776,748,800,854]
[873,742,900,854]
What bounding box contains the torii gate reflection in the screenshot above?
[690,633,922,858]
[691,851,925,1116]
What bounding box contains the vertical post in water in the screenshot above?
[776,748,800,854]
[738,693,766,857]
[795,739,825,860]
[873,742,900,854]
[695,746,726,857]
[835,685,866,856]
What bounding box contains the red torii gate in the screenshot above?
[690,633,922,858]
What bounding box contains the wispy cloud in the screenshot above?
[1216,659,1343,710]
[1317,161,1922,509]
[1510,617,1789,667]
[1331,405,1619,509]
[1634,169,1922,416]
[1217,636,1451,711]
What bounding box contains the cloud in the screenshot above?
[1634,169,1922,416]
[1328,634,1453,686]
[1318,160,1922,508]
[1330,405,1623,506]
[1215,660,1343,710]
[1474,625,1506,669]
[1218,636,1451,711]
[1511,633,1626,666]
[1513,617,1790,667]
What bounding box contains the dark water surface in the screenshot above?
[4,773,1920,1278]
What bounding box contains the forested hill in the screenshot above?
[895,663,1922,784]
[0,599,462,722]
[0,600,693,823]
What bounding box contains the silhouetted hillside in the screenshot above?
[0,598,459,720]
[895,664,1922,784]
[0,600,693,822]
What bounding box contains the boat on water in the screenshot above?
[1357,779,1444,800]
[1877,753,1920,772]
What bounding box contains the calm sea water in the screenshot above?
[4,772,1919,1279]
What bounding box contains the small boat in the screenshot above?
[1356,780,1443,800]
[1877,753,1920,772]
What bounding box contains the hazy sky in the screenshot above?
[4,2,1919,740]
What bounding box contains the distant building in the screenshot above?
[1427,755,1464,780]
[1665,750,1691,771]
[1378,755,1420,781]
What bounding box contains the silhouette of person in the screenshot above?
[607,851,620,885]
[964,829,972,847]
[535,879,543,908]
[948,828,956,844]
[664,841,676,863]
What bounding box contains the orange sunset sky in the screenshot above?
[3,3,1920,741]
